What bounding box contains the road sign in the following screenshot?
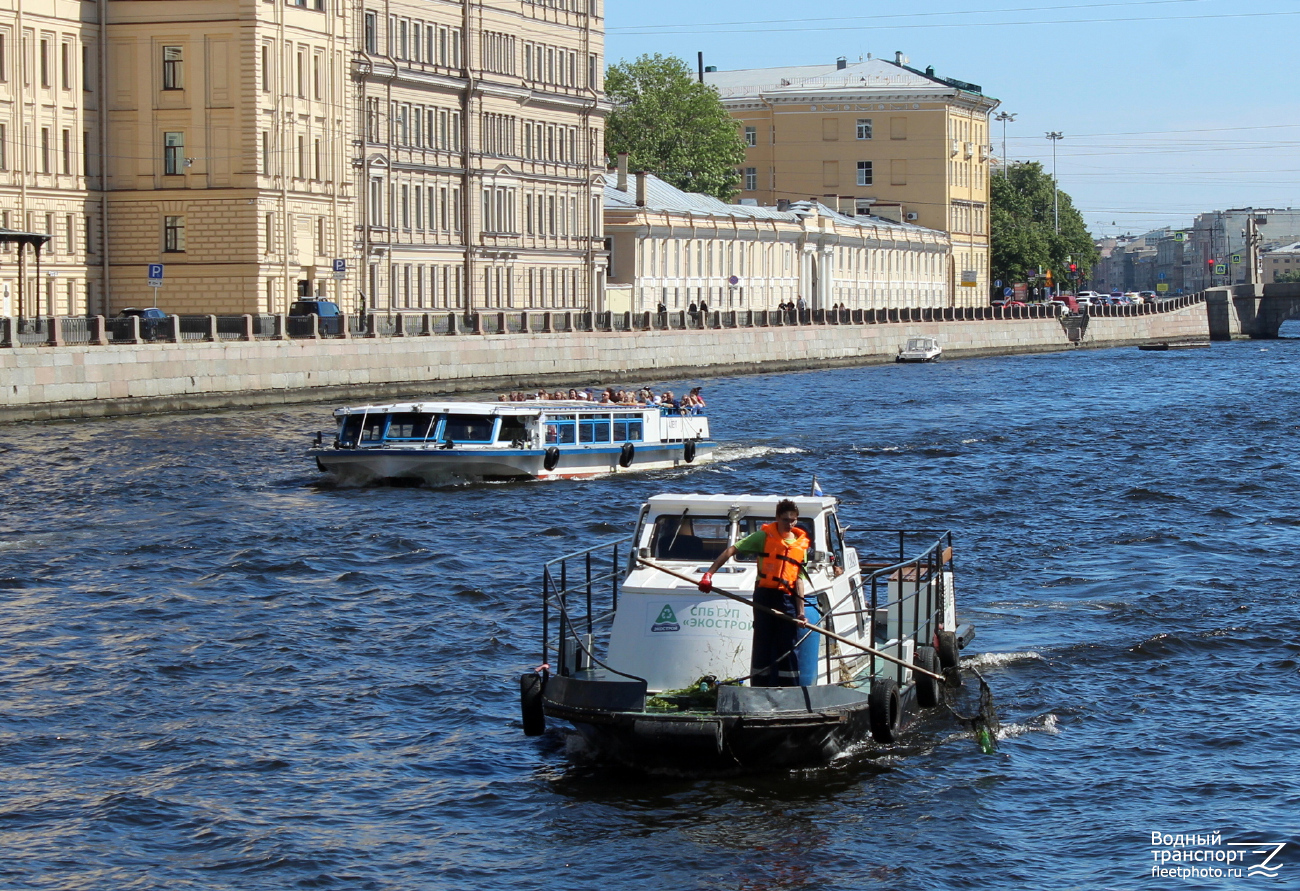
[960,269,978,287]
[148,263,164,287]
[1231,254,1241,264]
[332,258,347,274]
[1158,272,1166,281]
[994,279,1002,288]
[728,275,740,286]
[1003,287,1013,297]
[1214,264,1227,275]
[1156,283,1170,292]
[1174,232,1186,242]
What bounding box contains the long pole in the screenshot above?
[636,556,946,682]
[995,111,1015,178]
[1046,132,1062,234]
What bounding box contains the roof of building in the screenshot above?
[702,57,991,101]
[1263,241,1300,254]
[603,172,940,235]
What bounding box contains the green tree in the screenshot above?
[604,54,746,201]
[1274,269,1300,284]
[991,162,1098,290]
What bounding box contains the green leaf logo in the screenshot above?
[655,605,677,624]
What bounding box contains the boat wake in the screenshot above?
[710,445,807,463]
[995,712,1060,740]
[961,651,1043,668]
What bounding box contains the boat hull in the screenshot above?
[310,441,714,484]
[541,674,920,772]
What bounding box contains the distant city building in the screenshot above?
[1262,241,1300,283]
[0,0,608,317]
[703,53,998,306]
[603,171,951,313]
[1184,208,1300,291]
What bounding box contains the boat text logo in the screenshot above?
[651,605,680,632]
[1151,832,1286,881]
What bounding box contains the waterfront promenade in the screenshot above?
[0,297,1209,421]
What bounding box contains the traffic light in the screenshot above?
[1068,263,1078,273]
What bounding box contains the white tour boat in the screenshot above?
[896,336,943,363]
[519,493,978,771]
[309,400,713,484]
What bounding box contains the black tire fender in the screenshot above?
[520,672,546,736]
[315,457,326,473]
[619,441,635,468]
[937,630,960,669]
[683,440,697,464]
[914,645,941,709]
[543,447,561,471]
[869,677,901,743]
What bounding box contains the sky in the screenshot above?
[604,0,1300,239]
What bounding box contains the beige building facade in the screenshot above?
[704,54,998,306]
[0,0,605,318]
[605,172,951,313]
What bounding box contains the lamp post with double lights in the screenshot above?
[994,111,1016,178]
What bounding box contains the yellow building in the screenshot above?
[704,53,998,305]
[0,0,606,317]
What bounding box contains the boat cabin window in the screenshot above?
[339,414,386,447]
[443,414,495,443]
[826,514,846,567]
[732,516,818,562]
[496,416,529,444]
[384,412,436,441]
[545,415,577,445]
[613,416,644,442]
[578,413,611,444]
[649,515,731,562]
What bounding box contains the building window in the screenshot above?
[744,126,756,148]
[60,42,70,89]
[744,167,757,191]
[364,12,378,54]
[61,129,71,174]
[0,124,7,170]
[164,132,184,175]
[40,39,50,87]
[856,118,872,140]
[313,53,322,99]
[857,160,872,186]
[261,131,270,175]
[163,215,186,252]
[162,46,183,90]
[313,138,321,180]
[0,34,6,83]
[40,128,51,173]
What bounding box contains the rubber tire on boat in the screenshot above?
[619,441,635,468]
[683,441,697,463]
[315,457,326,473]
[936,630,960,669]
[914,645,941,709]
[543,447,561,471]
[869,678,901,744]
[520,673,546,736]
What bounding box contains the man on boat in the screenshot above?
[698,500,809,687]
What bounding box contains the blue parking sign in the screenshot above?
[148,264,164,281]
[332,258,347,273]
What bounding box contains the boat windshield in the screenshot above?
[649,515,731,561]
[906,338,932,350]
[339,414,386,447]
[444,414,495,443]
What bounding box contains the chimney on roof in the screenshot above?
[895,51,908,65]
[925,65,934,77]
[617,152,628,192]
[836,56,847,70]
[635,171,647,207]
[776,199,790,211]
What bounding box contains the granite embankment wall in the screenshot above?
[0,303,1209,422]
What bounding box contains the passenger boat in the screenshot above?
[518,493,976,771]
[309,400,713,484]
[896,336,943,363]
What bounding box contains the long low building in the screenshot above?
[603,171,952,313]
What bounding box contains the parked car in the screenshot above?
[1137,291,1156,304]
[289,299,344,336]
[118,307,169,341]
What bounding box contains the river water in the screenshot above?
[3,334,1299,890]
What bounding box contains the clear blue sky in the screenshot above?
[605,0,1300,239]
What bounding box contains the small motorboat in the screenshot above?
[309,400,713,484]
[1137,340,1210,351]
[896,336,942,363]
[518,493,977,771]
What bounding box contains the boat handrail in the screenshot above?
[540,535,636,679]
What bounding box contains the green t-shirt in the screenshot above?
[734,528,810,580]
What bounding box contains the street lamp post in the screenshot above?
[1045,132,1063,234]
[995,111,1016,178]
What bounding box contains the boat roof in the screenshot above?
[331,400,654,416]
[644,493,839,516]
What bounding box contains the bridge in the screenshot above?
[1206,282,1300,339]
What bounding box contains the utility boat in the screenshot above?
[896,336,942,363]
[309,400,713,484]
[519,493,976,771]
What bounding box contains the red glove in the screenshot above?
[698,572,714,593]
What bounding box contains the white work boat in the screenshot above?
[896,336,942,363]
[309,400,713,484]
[519,493,976,771]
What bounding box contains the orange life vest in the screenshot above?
[757,522,809,592]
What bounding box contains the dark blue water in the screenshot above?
[3,334,1300,890]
